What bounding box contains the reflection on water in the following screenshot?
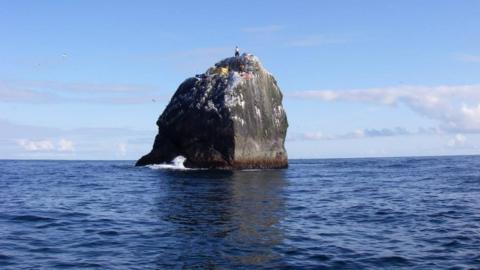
[155,170,287,268]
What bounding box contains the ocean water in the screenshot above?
[0,156,479,270]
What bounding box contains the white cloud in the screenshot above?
[0,119,154,159]
[17,138,75,152]
[242,25,283,33]
[287,35,347,47]
[118,143,127,156]
[58,139,74,152]
[447,134,467,147]
[290,84,480,133]
[17,139,55,151]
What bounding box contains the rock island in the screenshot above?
[136,53,288,169]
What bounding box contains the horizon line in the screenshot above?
[0,153,478,162]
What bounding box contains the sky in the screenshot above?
[1,0,480,160]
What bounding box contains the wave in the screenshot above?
[11,215,55,222]
[147,156,192,170]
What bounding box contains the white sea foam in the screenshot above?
[147,156,189,170]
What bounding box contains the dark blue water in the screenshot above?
[1,156,479,269]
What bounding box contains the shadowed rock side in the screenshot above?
[136,54,288,169]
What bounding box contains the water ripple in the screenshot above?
[0,157,479,269]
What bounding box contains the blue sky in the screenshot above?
[1,0,480,160]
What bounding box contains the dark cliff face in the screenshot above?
[136,54,288,169]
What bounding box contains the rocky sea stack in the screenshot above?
[136,53,288,169]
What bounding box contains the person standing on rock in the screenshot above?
[235,46,240,57]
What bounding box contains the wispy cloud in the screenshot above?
[0,119,60,139]
[454,53,480,63]
[21,80,156,94]
[0,119,155,141]
[290,84,480,133]
[241,25,283,33]
[0,81,59,103]
[0,80,163,104]
[288,127,435,142]
[286,35,348,47]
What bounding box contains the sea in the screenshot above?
[0,156,479,269]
